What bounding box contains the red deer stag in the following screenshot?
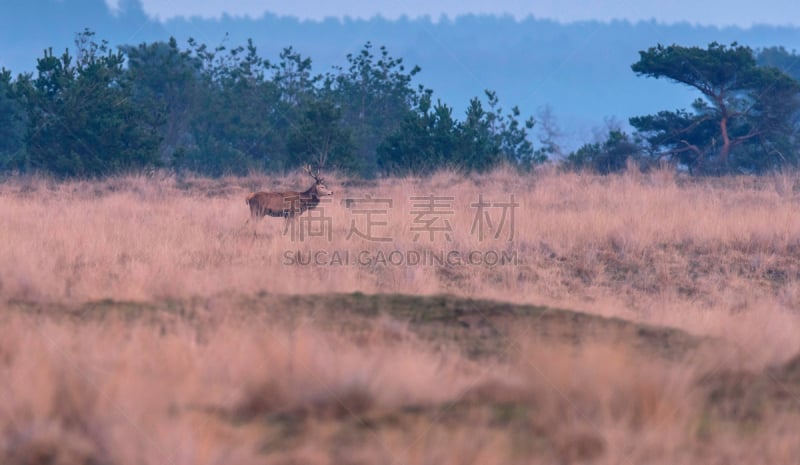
[245,165,333,223]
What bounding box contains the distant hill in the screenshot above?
[2,0,799,149]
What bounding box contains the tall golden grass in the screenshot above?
[2,168,800,351]
[3,304,798,465]
[2,167,800,463]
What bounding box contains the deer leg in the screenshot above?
[237,216,252,235]
[243,214,262,238]
[282,214,292,237]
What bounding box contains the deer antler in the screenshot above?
[304,163,321,182]
[317,149,328,175]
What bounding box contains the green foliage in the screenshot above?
[122,37,203,164]
[629,105,718,172]
[7,30,800,179]
[266,47,325,171]
[565,129,643,174]
[462,91,542,170]
[631,42,756,95]
[377,90,541,175]
[1,32,542,178]
[21,30,162,177]
[376,92,460,174]
[0,69,26,170]
[630,42,800,174]
[182,39,283,176]
[323,42,424,177]
[287,98,357,174]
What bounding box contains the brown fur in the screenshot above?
[246,180,333,219]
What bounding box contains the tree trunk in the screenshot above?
[719,115,732,166]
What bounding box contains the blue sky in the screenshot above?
[108,0,799,27]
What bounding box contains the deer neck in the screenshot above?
[301,185,319,200]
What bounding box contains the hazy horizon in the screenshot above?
[105,0,800,28]
[3,0,799,149]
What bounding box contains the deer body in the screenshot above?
[245,165,333,221]
[246,183,331,219]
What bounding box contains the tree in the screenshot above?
[122,37,203,164]
[2,32,553,178]
[377,90,541,175]
[631,42,800,173]
[534,104,564,160]
[266,47,323,171]
[376,91,460,175]
[630,106,718,173]
[324,42,423,177]
[756,47,800,166]
[0,69,26,170]
[287,98,356,174]
[565,129,643,174]
[272,46,318,106]
[176,38,285,176]
[21,30,162,177]
[457,91,541,172]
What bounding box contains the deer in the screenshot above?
[245,164,333,226]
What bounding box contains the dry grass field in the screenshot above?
[2,167,800,464]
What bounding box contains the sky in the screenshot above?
[106,0,800,27]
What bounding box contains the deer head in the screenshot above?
[304,164,333,196]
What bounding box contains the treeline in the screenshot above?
[0,31,799,178]
[0,30,544,178]
[568,43,800,175]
